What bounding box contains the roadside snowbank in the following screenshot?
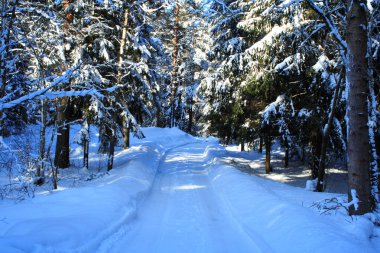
[0,127,195,253]
[208,164,378,253]
[192,141,379,253]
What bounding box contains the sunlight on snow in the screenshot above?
[165,155,204,163]
[161,184,206,191]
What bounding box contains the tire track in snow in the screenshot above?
[105,142,273,253]
[94,142,198,253]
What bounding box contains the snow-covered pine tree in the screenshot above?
[282,0,376,213]
[72,0,166,168]
[0,0,29,136]
[239,0,308,173]
[199,0,248,144]
[113,0,169,146]
[155,0,203,129]
[168,0,206,133]
[240,0,346,178]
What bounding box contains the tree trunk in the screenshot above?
[123,118,130,150]
[317,72,343,192]
[117,5,128,83]
[155,104,165,128]
[188,99,193,133]
[376,132,380,201]
[284,145,289,168]
[83,138,89,169]
[117,5,131,148]
[367,13,379,203]
[54,0,74,169]
[107,125,116,171]
[346,0,372,215]
[54,97,70,168]
[52,165,58,190]
[265,136,271,174]
[37,99,47,177]
[259,137,263,153]
[83,120,90,169]
[63,0,74,30]
[240,139,245,152]
[310,132,322,180]
[170,0,180,127]
[98,124,109,153]
[0,0,19,135]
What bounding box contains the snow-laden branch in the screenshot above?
[0,66,78,110]
[305,0,347,51]
[270,0,347,51]
[35,87,119,100]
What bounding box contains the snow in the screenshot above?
[306,179,317,191]
[0,128,379,252]
[348,189,360,211]
[0,66,78,110]
[246,23,292,53]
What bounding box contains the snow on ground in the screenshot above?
[0,127,379,253]
[224,144,348,193]
[0,127,195,252]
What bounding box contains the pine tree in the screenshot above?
[54,0,75,169]
[200,0,248,143]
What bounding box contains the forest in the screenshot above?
[1,1,380,250]
[0,0,380,253]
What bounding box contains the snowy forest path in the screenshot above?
[105,142,267,253]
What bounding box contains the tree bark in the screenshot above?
[54,97,70,168]
[107,124,116,171]
[0,0,19,135]
[122,118,130,150]
[63,0,74,30]
[83,137,89,169]
[259,137,263,153]
[346,0,372,215]
[376,128,380,202]
[37,99,47,177]
[170,0,180,127]
[265,136,271,174]
[117,5,131,149]
[54,0,74,169]
[240,139,245,152]
[188,99,193,133]
[367,12,380,203]
[310,131,322,180]
[316,72,343,192]
[117,5,128,83]
[83,120,89,169]
[284,144,289,168]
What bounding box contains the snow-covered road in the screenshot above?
[106,142,264,253]
[0,127,379,253]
